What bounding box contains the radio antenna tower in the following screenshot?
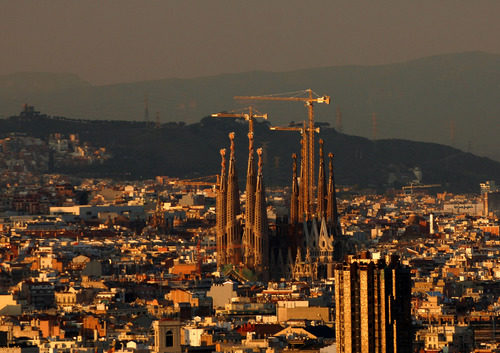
[371,112,377,140]
[450,119,456,146]
[336,106,343,133]
[144,94,150,125]
[155,112,160,129]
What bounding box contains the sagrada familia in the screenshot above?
[215,118,355,281]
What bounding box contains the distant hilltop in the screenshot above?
[1,107,500,193]
[0,51,499,161]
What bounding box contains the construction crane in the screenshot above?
[270,123,320,218]
[169,175,218,189]
[402,183,441,195]
[236,89,331,220]
[211,106,268,135]
[212,106,268,190]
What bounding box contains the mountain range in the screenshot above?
[0,51,499,162]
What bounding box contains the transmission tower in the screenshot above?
[336,106,343,133]
[144,94,150,125]
[371,112,377,140]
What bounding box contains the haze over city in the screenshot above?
[1,1,500,84]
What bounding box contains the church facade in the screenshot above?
[215,129,353,281]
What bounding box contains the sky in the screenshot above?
[1,1,500,85]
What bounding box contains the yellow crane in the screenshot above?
[236,89,331,220]
[169,175,218,188]
[212,106,269,189]
[402,183,441,194]
[269,124,320,134]
[211,106,268,135]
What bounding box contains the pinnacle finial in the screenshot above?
[248,132,254,152]
[328,152,333,173]
[319,139,324,158]
[220,148,226,168]
[292,153,297,173]
[257,147,263,174]
[229,132,235,156]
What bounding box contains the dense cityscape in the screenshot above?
[0,90,499,353]
[1,3,500,352]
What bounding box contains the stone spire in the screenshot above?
[216,148,227,268]
[298,137,306,221]
[226,132,241,265]
[243,132,256,267]
[253,147,268,274]
[317,139,326,220]
[295,246,302,263]
[290,153,299,224]
[326,153,342,237]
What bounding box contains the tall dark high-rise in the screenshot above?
[334,253,412,353]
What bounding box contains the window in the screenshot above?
[165,330,173,347]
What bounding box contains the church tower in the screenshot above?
[253,148,269,277]
[317,139,327,219]
[216,149,227,269]
[290,153,299,224]
[243,132,256,267]
[326,152,342,237]
[153,320,182,353]
[299,137,306,221]
[226,132,241,265]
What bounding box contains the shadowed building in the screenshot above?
[334,253,412,353]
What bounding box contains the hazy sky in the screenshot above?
[2,1,500,85]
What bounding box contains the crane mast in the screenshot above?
[270,123,320,219]
[236,89,330,220]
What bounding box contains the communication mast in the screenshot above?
[371,112,377,140]
[155,112,160,129]
[450,119,456,146]
[336,106,343,133]
[144,94,150,125]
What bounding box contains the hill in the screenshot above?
[0,52,499,162]
[1,111,499,193]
